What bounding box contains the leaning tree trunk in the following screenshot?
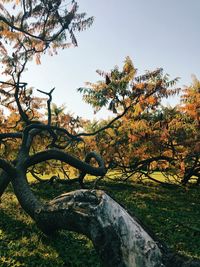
[35,189,164,267]
[34,189,200,267]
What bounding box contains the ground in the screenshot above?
[0,176,199,267]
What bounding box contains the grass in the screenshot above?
[0,176,200,266]
[105,181,200,260]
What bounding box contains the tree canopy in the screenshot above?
[0,1,200,267]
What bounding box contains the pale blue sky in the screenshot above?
[23,0,200,119]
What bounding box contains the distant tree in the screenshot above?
[181,75,200,126]
[78,58,183,184]
[79,60,200,186]
[179,76,200,184]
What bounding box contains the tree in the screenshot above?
[0,0,97,191]
[79,62,200,186]
[181,75,200,126]
[0,2,198,267]
[78,58,182,184]
[179,76,200,184]
[0,0,172,267]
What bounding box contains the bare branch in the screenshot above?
[0,132,22,140]
[78,152,106,187]
[25,149,106,177]
[0,10,75,43]
[76,106,131,137]
[37,88,55,125]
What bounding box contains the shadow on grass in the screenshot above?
[0,188,102,267]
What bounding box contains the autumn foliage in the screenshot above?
[0,1,199,186]
[78,58,200,185]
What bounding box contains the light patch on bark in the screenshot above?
[46,190,164,267]
[96,192,164,267]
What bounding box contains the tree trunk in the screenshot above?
[0,171,10,198]
[34,189,164,267]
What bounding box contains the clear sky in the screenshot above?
[23,0,200,119]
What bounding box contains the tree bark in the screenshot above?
[0,171,10,197]
[33,190,164,267]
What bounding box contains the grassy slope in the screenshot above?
[0,177,200,266]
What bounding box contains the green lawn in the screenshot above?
[0,177,200,266]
